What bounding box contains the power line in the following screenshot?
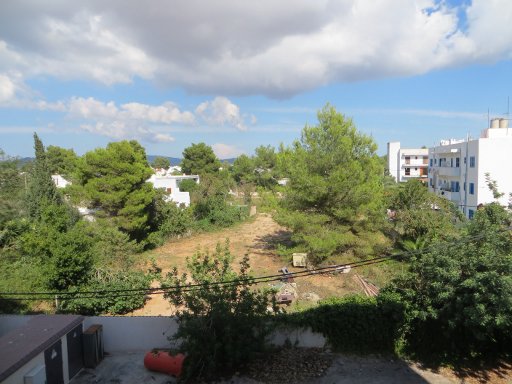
[0,258,393,301]
[0,227,508,302]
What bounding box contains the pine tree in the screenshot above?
[26,133,61,220]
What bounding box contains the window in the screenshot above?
[405,156,410,165]
[429,159,433,167]
[468,209,474,219]
[450,181,460,192]
[470,156,476,168]
[469,182,475,195]
[456,157,460,168]
[423,156,428,164]
[450,158,453,167]
[435,158,437,165]
[405,168,410,176]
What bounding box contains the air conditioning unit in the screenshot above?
[24,364,46,384]
[83,324,104,368]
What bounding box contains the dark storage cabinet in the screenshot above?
[83,324,104,368]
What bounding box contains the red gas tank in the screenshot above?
[144,350,185,377]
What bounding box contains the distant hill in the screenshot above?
[147,155,236,166]
[146,155,182,166]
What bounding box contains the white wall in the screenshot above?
[478,138,512,207]
[387,142,400,182]
[2,354,45,384]
[82,317,179,352]
[81,316,327,353]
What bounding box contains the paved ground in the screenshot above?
[70,352,455,384]
[71,352,177,384]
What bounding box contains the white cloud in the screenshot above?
[68,97,196,142]
[121,102,195,124]
[0,74,16,102]
[196,96,250,131]
[1,0,510,97]
[212,143,245,159]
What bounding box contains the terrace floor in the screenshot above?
[70,351,456,384]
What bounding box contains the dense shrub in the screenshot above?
[194,195,248,229]
[385,203,512,362]
[60,269,151,315]
[163,242,275,382]
[282,293,405,354]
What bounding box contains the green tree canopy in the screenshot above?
[151,156,170,169]
[46,145,79,177]
[0,150,25,226]
[78,140,155,239]
[277,104,386,263]
[231,154,255,184]
[284,104,383,223]
[181,143,220,175]
[387,179,462,245]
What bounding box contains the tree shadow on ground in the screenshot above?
[0,297,30,314]
[415,357,512,383]
[253,229,294,252]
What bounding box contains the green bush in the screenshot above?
[282,293,405,354]
[194,195,247,229]
[60,269,151,315]
[163,241,275,382]
[385,203,512,362]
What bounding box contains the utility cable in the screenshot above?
[0,226,508,301]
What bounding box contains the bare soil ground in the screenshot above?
[128,214,512,383]
[131,213,360,316]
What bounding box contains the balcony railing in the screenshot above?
[437,189,460,202]
[436,166,461,177]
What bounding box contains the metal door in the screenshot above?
[44,339,64,384]
[66,324,84,379]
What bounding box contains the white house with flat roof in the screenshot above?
[147,174,200,207]
[428,117,512,219]
[387,142,429,182]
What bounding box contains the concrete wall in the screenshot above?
[2,354,45,384]
[82,316,180,352]
[477,138,512,208]
[387,142,400,181]
[1,315,327,359]
[270,327,326,348]
[81,316,327,353]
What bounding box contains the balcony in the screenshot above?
[437,166,461,177]
[436,189,460,202]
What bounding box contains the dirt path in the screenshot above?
[130,213,360,316]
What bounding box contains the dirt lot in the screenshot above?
[131,213,361,316]
[128,214,512,383]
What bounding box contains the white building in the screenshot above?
[51,174,71,188]
[428,117,512,219]
[147,174,200,207]
[387,142,429,182]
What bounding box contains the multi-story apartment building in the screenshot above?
[428,118,512,218]
[387,142,429,182]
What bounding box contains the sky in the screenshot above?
[1,0,512,159]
